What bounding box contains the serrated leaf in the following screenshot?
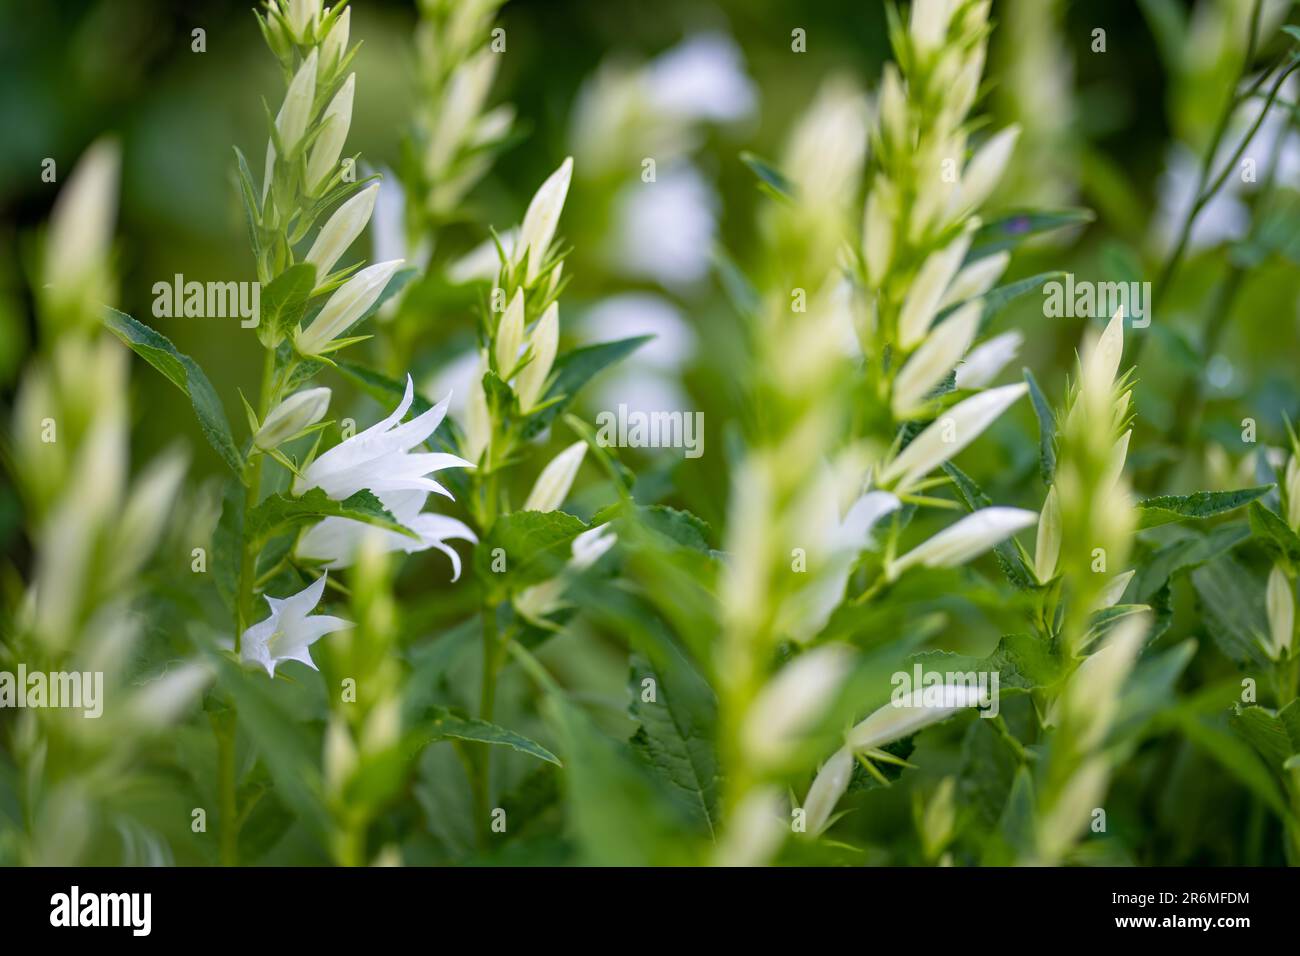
[521,336,652,439]
[1190,555,1273,670]
[102,307,244,475]
[968,208,1094,258]
[475,510,588,595]
[1131,523,1250,603]
[414,707,560,766]
[1233,705,1296,773]
[628,622,720,837]
[739,150,795,199]
[1249,501,1300,567]
[244,488,413,546]
[1136,486,1271,529]
[1023,367,1056,484]
[258,262,317,347]
[909,632,1063,693]
[942,462,1037,590]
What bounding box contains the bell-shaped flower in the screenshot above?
[878,382,1028,493]
[254,387,330,451]
[517,158,573,285]
[292,376,475,574]
[295,259,404,356]
[887,506,1037,580]
[241,574,350,677]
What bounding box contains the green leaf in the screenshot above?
[739,150,794,199]
[102,307,244,475]
[257,262,317,348]
[520,336,652,439]
[635,505,712,553]
[1131,523,1250,603]
[231,145,263,257]
[333,360,436,415]
[244,488,413,546]
[1233,705,1297,773]
[1023,368,1056,484]
[968,208,1094,258]
[940,271,1065,333]
[942,462,1037,590]
[212,477,245,617]
[627,621,721,838]
[413,707,560,766]
[1249,501,1300,568]
[1173,711,1291,819]
[475,510,588,596]
[542,692,699,865]
[1190,555,1273,669]
[1135,485,1271,529]
[909,632,1063,693]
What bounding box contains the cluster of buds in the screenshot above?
[461,159,572,495]
[858,0,1021,422]
[1038,309,1136,652]
[411,0,516,232]
[247,1,404,356]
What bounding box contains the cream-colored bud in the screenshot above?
[516,302,558,411]
[305,181,376,278]
[522,441,586,513]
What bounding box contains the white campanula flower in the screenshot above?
[254,386,331,450]
[878,382,1028,493]
[644,32,757,124]
[523,441,587,512]
[887,506,1037,580]
[955,330,1022,390]
[612,162,718,287]
[306,74,356,196]
[517,157,573,286]
[294,259,404,356]
[306,182,377,281]
[241,574,350,677]
[292,376,475,574]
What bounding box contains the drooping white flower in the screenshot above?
[254,386,331,450]
[517,157,573,286]
[523,441,586,512]
[1267,564,1294,658]
[240,574,350,677]
[888,507,1037,579]
[955,330,1022,390]
[892,301,980,418]
[878,382,1028,493]
[294,375,468,501]
[306,181,376,279]
[295,259,404,355]
[292,376,475,574]
[306,73,355,195]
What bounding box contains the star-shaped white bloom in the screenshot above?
[240,574,350,677]
[293,374,476,572]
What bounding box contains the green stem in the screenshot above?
[213,711,238,866]
[472,604,504,846]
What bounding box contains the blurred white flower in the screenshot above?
[241,574,350,677]
[523,441,587,512]
[1153,143,1249,254]
[644,32,757,123]
[743,645,854,764]
[892,301,980,418]
[612,162,717,286]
